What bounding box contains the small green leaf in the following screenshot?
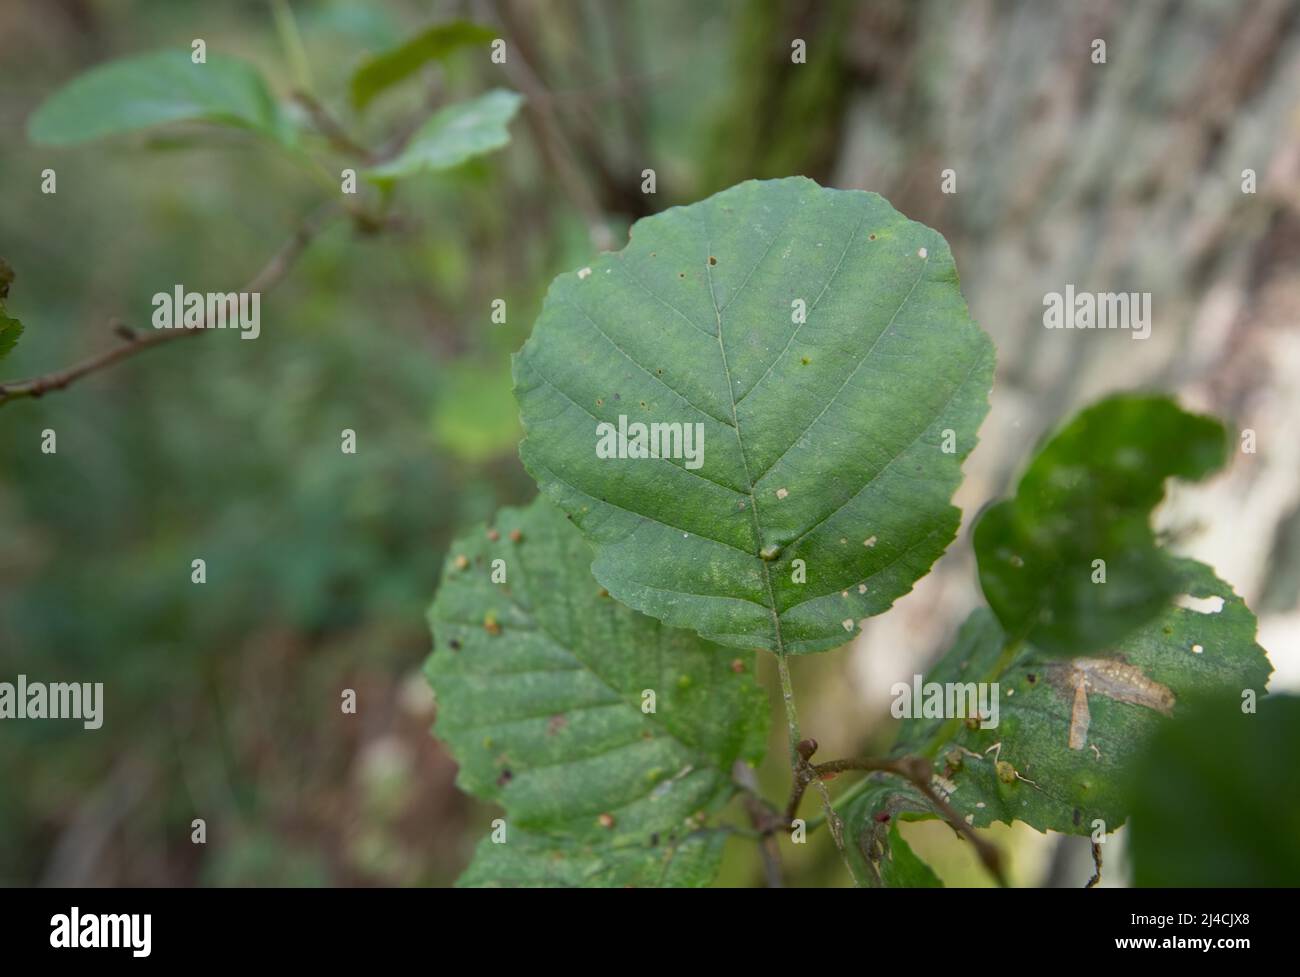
[0,258,22,363]
[365,89,522,181]
[842,780,940,887]
[890,560,1270,837]
[1126,695,1300,886]
[426,496,768,888]
[879,823,943,888]
[0,312,22,364]
[975,394,1227,655]
[514,177,995,654]
[28,50,292,147]
[430,359,522,463]
[350,20,496,110]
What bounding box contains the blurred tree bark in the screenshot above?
[818,0,1300,884]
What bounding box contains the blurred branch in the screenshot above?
[483,0,614,251]
[732,760,784,887]
[293,92,376,162]
[0,204,343,408]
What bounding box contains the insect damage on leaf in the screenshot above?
[1049,658,1176,751]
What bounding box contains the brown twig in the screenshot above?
[483,0,614,252]
[0,204,341,408]
[1086,841,1103,888]
[786,753,1008,887]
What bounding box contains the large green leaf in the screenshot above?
[426,496,768,887]
[514,177,995,654]
[350,20,496,110]
[975,395,1226,655]
[365,90,522,181]
[28,50,292,147]
[885,559,1271,837]
[1125,695,1300,886]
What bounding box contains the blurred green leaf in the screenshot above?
[431,360,521,463]
[1126,695,1300,886]
[350,20,496,110]
[975,395,1227,655]
[514,177,994,654]
[27,50,293,147]
[366,89,522,180]
[426,496,768,887]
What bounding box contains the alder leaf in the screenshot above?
[426,495,768,887]
[350,20,496,110]
[974,394,1227,655]
[514,177,995,654]
[1125,695,1300,886]
[365,89,522,181]
[28,50,293,147]
[869,559,1270,839]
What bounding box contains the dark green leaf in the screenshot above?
[975,394,1226,655]
[366,89,522,181]
[1126,695,1300,886]
[514,177,995,654]
[893,560,1270,836]
[28,50,292,147]
[426,496,768,887]
[350,21,496,110]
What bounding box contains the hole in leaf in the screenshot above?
[1174,594,1225,614]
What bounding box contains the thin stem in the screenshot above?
[1087,841,1103,888]
[770,668,859,884]
[0,204,341,407]
[775,652,802,762]
[293,92,376,162]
